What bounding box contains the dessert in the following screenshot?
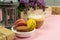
[16,26,28,32]
[14,19,26,27]
[27,19,36,30]
[14,19,27,32]
[14,19,36,32]
[12,18,36,37]
[28,14,44,29]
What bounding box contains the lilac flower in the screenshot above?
[29,0,37,8]
[37,0,46,6]
[18,0,46,11]
[18,0,29,3]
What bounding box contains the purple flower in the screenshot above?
[37,0,46,6]
[18,0,46,11]
[29,0,37,7]
[19,0,29,3]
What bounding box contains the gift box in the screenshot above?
[52,6,60,15]
[0,26,15,40]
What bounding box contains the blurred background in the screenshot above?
[0,0,60,29]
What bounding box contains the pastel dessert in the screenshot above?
[28,14,44,29]
[14,18,36,32]
[14,19,28,32]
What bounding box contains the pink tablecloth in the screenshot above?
[15,15,60,40]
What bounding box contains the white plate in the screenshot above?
[11,27,35,37]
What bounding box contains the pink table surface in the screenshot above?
[15,15,60,40]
